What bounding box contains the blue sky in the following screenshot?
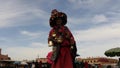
[0,0,120,60]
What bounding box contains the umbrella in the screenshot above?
[104,47,120,57]
[104,47,120,67]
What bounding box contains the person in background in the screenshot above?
[46,47,57,68]
[31,61,35,68]
[38,61,42,68]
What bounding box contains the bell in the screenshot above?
[57,39,62,43]
[57,36,63,43]
[52,33,56,37]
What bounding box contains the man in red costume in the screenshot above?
[48,9,77,68]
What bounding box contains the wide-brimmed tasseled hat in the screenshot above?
[49,9,67,27]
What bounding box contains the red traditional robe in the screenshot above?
[48,26,75,68]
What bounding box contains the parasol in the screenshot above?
[104,47,120,67]
[104,47,120,57]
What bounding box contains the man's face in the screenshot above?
[56,19,62,25]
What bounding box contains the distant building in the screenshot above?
[36,58,47,63]
[0,48,11,60]
[76,57,118,65]
[37,57,118,65]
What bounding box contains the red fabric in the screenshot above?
[84,62,88,68]
[48,26,75,46]
[48,26,75,68]
[51,47,73,68]
[38,61,42,68]
[46,51,53,64]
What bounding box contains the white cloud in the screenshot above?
[5,46,51,60]
[0,21,11,28]
[68,17,87,25]
[78,42,120,58]
[74,22,120,42]
[20,31,41,37]
[67,0,110,9]
[74,20,120,58]
[68,14,108,26]
[0,1,49,28]
[0,37,8,42]
[20,30,46,41]
[31,9,49,19]
[92,14,108,23]
[68,0,76,3]
[0,1,26,28]
[30,42,47,47]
